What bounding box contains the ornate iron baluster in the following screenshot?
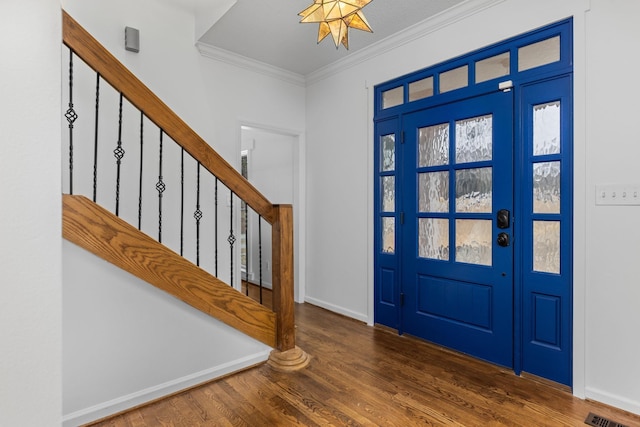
[65,49,78,195]
[180,148,185,256]
[229,190,236,286]
[137,111,144,230]
[194,162,203,266]
[114,93,125,216]
[92,73,101,202]
[156,130,166,243]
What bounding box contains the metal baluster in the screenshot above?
[259,215,263,304]
[92,73,100,202]
[114,93,125,216]
[228,191,236,287]
[245,202,249,296]
[180,148,184,256]
[194,163,203,266]
[65,49,78,195]
[214,178,219,276]
[137,111,144,230]
[156,130,166,243]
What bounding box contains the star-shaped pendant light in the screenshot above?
[299,0,373,49]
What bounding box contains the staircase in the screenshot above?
[61,10,308,368]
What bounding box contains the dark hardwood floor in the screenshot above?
[90,303,640,426]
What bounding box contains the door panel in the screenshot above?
[519,76,573,385]
[401,91,514,368]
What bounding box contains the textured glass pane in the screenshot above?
[409,76,434,102]
[533,101,560,155]
[381,134,395,171]
[382,86,403,109]
[456,167,492,213]
[419,171,449,213]
[518,36,560,71]
[382,217,395,254]
[456,114,493,163]
[533,221,560,274]
[440,65,468,93]
[382,176,395,212]
[456,220,492,266]
[419,123,449,167]
[419,218,449,260]
[533,162,560,213]
[475,52,510,83]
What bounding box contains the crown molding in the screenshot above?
[196,42,306,87]
[305,0,506,85]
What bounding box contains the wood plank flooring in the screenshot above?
[89,303,640,426]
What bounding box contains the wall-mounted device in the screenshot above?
[125,26,139,53]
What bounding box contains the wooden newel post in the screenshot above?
[272,204,295,351]
[268,204,310,371]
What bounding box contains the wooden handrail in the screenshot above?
[62,10,299,355]
[62,10,275,224]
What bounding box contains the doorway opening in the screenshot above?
[239,124,305,303]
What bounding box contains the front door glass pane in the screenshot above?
[456,219,492,266]
[533,101,561,155]
[419,171,449,213]
[382,176,395,212]
[381,134,395,171]
[475,52,510,83]
[456,167,492,213]
[533,221,560,273]
[518,36,560,72]
[440,65,468,93]
[419,123,449,167]
[382,86,403,109]
[409,77,434,102]
[533,161,560,213]
[382,217,395,254]
[455,114,493,163]
[419,218,449,260]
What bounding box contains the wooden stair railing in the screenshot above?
[63,194,277,346]
[62,10,308,369]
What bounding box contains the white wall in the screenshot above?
[0,1,62,426]
[583,0,640,412]
[61,0,306,423]
[62,241,270,426]
[304,0,640,415]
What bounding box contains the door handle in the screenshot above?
[497,209,510,229]
[497,232,510,247]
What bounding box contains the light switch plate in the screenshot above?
[595,184,640,205]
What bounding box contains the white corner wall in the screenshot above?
[0,1,62,426]
[304,0,640,415]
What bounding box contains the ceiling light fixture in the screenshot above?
[298,0,373,50]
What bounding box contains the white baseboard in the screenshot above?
[585,386,640,416]
[62,349,271,427]
[304,296,368,323]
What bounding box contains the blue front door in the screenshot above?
[401,90,515,368]
[374,20,574,386]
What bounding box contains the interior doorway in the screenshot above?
[239,125,305,303]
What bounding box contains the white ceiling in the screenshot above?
[166,0,468,76]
